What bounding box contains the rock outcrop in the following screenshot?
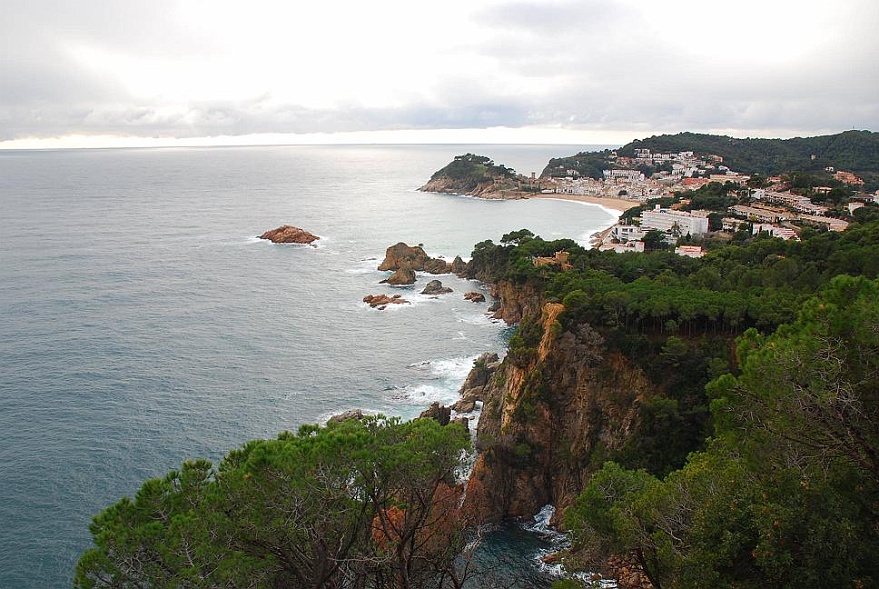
[380,267,417,285]
[421,280,452,295]
[378,242,432,271]
[328,409,365,423]
[464,292,486,303]
[418,176,529,199]
[377,242,457,275]
[451,352,500,413]
[363,294,409,309]
[463,282,661,524]
[419,402,451,426]
[417,154,530,199]
[450,256,468,275]
[258,225,319,244]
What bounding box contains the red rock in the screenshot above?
[363,294,410,308]
[258,225,319,244]
[380,267,417,285]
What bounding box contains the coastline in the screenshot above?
[529,192,641,214]
[528,192,639,248]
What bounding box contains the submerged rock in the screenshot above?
[258,225,319,244]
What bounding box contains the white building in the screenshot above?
[640,206,709,236]
[603,169,645,182]
[600,241,645,254]
[611,225,645,242]
[752,223,799,241]
[675,245,705,258]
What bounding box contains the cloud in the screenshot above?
[1,0,878,144]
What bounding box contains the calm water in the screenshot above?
[0,144,615,587]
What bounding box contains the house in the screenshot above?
[729,204,788,224]
[752,223,799,241]
[533,251,573,271]
[722,217,746,232]
[641,205,709,236]
[611,225,645,242]
[603,169,645,182]
[600,241,645,254]
[798,215,849,232]
[674,245,705,258]
[682,177,711,190]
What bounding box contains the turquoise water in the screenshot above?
[0,144,615,587]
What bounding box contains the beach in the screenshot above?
[530,192,641,214]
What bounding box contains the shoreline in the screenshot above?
[528,193,639,248]
[528,192,641,214]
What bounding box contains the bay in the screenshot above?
[0,144,615,587]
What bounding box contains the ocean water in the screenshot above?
[0,144,616,588]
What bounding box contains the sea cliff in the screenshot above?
[462,278,659,522]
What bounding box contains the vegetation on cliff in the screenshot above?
[419,153,528,197]
[466,220,879,475]
[564,276,879,588]
[75,416,475,589]
[464,221,879,587]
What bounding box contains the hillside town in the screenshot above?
[538,147,879,257]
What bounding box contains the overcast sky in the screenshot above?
[2,0,877,148]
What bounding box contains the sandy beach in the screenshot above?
[530,192,642,214]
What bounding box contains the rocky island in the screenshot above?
[258,224,319,244]
[418,153,536,199]
[378,242,466,275]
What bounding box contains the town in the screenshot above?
[536,147,879,258]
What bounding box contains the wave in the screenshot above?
[522,505,618,588]
[384,355,481,412]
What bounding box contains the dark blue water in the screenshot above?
[0,144,615,587]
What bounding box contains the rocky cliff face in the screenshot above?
[418,176,527,199]
[464,282,659,523]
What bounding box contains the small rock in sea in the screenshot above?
[258,225,319,244]
[363,294,409,308]
[464,291,486,303]
[421,280,452,295]
[328,409,365,423]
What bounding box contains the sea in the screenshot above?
[0,144,617,588]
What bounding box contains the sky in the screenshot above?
[2,0,878,149]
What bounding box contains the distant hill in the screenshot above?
[541,130,879,189]
[619,130,879,176]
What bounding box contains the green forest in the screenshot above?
[541,130,879,190]
[466,220,879,588]
[426,153,518,190]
